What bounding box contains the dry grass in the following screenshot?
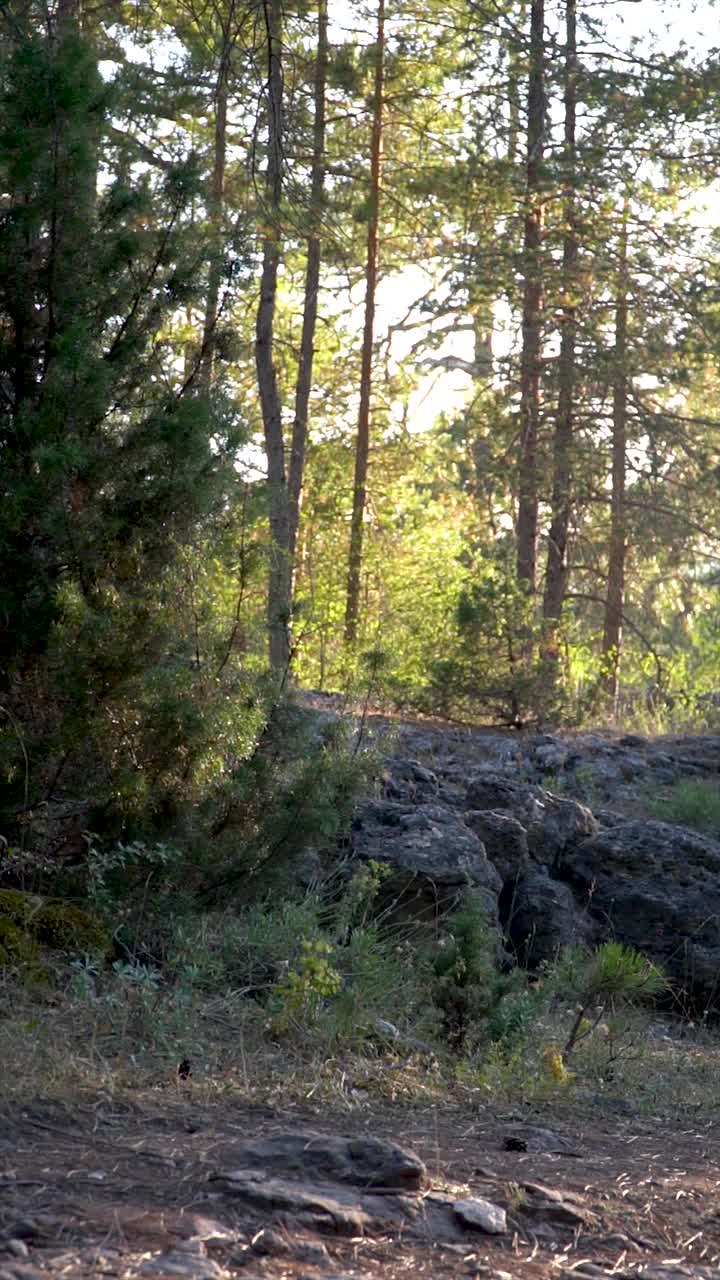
[3,964,720,1122]
[0,967,449,1108]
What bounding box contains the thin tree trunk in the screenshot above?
[255,0,291,675]
[345,0,385,647]
[516,0,545,592]
[602,202,630,712]
[507,2,526,166]
[199,44,229,389]
[288,0,328,572]
[542,0,577,658]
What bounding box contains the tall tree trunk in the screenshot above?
[48,0,98,354]
[516,0,545,592]
[345,0,385,647]
[602,202,630,712]
[199,42,229,389]
[288,0,328,572]
[542,0,577,659]
[255,0,291,675]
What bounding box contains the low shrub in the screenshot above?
[649,779,720,838]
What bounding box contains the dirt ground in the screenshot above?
[2,1088,720,1280]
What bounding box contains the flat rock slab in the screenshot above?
[222,1131,426,1190]
[453,1197,507,1234]
[212,1170,377,1234]
[138,1246,227,1278]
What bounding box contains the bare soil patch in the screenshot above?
[1,1089,719,1280]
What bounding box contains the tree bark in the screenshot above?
[345,0,385,647]
[602,201,630,712]
[255,0,291,676]
[542,0,577,658]
[288,0,328,572]
[516,0,545,592]
[198,36,229,390]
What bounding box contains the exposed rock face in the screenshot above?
[380,757,440,803]
[465,772,597,866]
[559,821,720,1006]
[463,810,530,884]
[503,869,595,967]
[351,800,502,918]
[211,1129,498,1243]
[343,712,720,1010]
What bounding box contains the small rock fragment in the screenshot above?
[250,1228,289,1256]
[454,1197,507,1235]
[138,1242,226,1278]
[4,1244,29,1260]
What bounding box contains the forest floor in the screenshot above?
[2,1085,720,1280]
[3,711,720,1280]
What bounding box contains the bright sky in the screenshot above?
[371,0,720,433]
[109,1,720,437]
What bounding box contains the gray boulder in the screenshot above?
[465,773,597,866]
[504,869,595,967]
[526,792,597,864]
[351,801,502,917]
[559,821,720,1007]
[463,810,530,884]
[222,1133,426,1190]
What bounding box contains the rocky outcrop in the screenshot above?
[465,772,597,866]
[503,869,595,967]
[351,800,502,919]
[558,821,720,1006]
[212,1130,506,1244]
[346,718,720,1010]
[221,1133,426,1190]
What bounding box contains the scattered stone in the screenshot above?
[453,1198,507,1235]
[502,1126,580,1156]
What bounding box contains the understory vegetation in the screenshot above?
[3,0,720,1112]
[0,858,695,1112]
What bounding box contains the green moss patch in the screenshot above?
[0,891,110,965]
[32,902,110,956]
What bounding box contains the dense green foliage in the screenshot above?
[1,0,719,937]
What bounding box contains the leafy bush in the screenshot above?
[432,891,523,1049]
[553,941,666,1059]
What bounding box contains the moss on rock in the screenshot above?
[0,888,34,927]
[32,902,110,956]
[0,916,39,967]
[0,890,110,961]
